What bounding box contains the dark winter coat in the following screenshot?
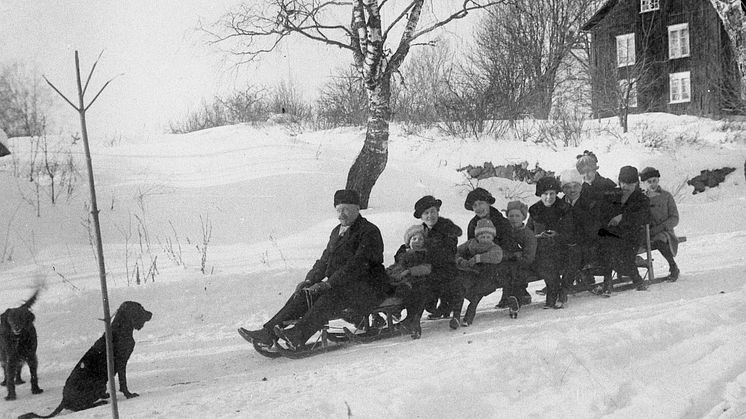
[456,239,503,296]
[581,173,617,203]
[527,199,574,270]
[423,216,462,282]
[387,244,431,282]
[564,191,601,245]
[467,206,515,250]
[305,215,387,292]
[599,187,651,246]
[501,225,539,285]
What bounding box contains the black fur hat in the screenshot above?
[618,166,639,184]
[535,176,561,197]
[414,195,442,218]
[333,189,360,207]
[639,167,661,182]
[464,187,496,210]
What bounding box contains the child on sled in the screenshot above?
[455,219,505,326]
[498,200,538,317]
[384,224,433,338]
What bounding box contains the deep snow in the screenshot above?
[1,114,746,418]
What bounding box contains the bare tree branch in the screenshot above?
[43,76,77,110]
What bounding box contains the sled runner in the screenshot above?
[239,297,408,359]
[570,225,686,296]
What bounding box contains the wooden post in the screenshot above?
[45,51,120,419]
[645,224,655,281]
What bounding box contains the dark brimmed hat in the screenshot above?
[464,187,496,210]
[618,166,639,184]
[639,167,661,182]
[414,195,442,218]
[535,176,562,197]
[333,189,360,207]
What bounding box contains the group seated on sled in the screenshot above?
[238,151,684,357]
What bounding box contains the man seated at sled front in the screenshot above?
[240,189,389,350]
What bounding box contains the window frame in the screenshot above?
[668,23,690,59]
[640,0,660,13]
[616,33,636,67]
[669,71,691,104]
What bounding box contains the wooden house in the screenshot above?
[582,0,745,118]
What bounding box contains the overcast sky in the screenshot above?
[0,1,474,137]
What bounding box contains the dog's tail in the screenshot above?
[17,401,64,419]
[21,288,41,310]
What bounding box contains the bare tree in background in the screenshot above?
[470,0,596,120]
[207,0,505,208]
[0,63,52,137]
[593,17,665,133]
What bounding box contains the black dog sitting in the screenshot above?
[1,289,43,401]
[19,301,152,418]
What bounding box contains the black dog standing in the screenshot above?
[19,301,152,418]
[0,289,43,401]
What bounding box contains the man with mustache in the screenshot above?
[239,189,388,351]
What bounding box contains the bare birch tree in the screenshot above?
[207,0,506,208]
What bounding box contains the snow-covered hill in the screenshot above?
[1,114,746,418]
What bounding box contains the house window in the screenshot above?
[669,71,691,103]
[619,79,638,108]
[641,0,660,12]
[668,23,690,59]
[616,33,635,67]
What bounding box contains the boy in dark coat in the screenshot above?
[499,200,538,317]
[239,189,388,350]
[527,176,574,308]
[597,166,651,294]
[455,219,505,326]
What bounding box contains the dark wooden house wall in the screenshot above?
[587,0,742,118]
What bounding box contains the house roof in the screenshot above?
[582,0,745,32]
[581,0,619,31]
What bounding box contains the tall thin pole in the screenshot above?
[46,51,119,419]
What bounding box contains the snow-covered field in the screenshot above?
[2,114,746,418]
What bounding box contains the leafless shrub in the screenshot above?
[1,204,21,263]
[197,214,213,275]
[315,65,367,128]
[0,63,52,137]
[160,220,185,268]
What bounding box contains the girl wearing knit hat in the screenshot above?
[455,219,507,325]
[640,167,680,281]
[527,179,574,309]
[386,224,433,339]
[595,166,651,294]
